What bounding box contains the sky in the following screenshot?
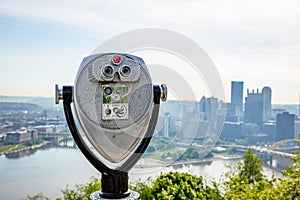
[0,0,300,104]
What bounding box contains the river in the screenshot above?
[0,141,283,200]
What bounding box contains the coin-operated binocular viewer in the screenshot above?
[55,53,167,199]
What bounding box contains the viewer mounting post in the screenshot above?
[55,53,167,199]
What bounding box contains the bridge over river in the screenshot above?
[40,132,71,138]
[223,139,299,170]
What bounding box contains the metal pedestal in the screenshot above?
[90,191,139,200]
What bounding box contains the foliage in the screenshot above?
[24,138,42,146]
[0,145,15,153]
[0,144,27,153]
[223,149,272,199]
[223,148,299,200]
[234,139,248,146]
[146,137,175,153]
[21,193,50,200]
[132,172,223,200]
[238,149,264,184]
[179,146,213,160]
[276,139,300,199]
[160,151,181,161]
[228,147,238,154]
[59,176,101,200]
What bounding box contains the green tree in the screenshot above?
[180,146,201,160]
[133,172,222,200]
[21,193,50,200]
[60,176,101,200]
[223,149,277,199]
[239,149,264,184]
[276,139,300,199]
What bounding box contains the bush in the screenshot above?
[23,144,300,200]
[60,176,101,200]
[132,172,222,199]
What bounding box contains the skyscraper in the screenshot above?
[262,87,272,121]
[206,97,219,122]
[163,112,170,137]
[198,96,219,122]
[244,89,263,125]
[276,112,295,141]
[199,96,207,120]
[231,81,244,114]
[298,94,300,119]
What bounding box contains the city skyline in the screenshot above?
[231,81,243,113]
[0,0,300,104]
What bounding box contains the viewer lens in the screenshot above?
[120,66,131,77]
[104,87,113,95]
[103,66,114,77]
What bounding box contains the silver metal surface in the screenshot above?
[55,84,63,104]
[88,54,141,83]
[90,191,139,200]
[73,53,154,164]
[160,84,167,102]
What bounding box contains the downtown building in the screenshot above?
[276,112,295,141]
[244,89,264,125]
[262,87,272,121]
[244,87,272,125]
[231,81,244,115]
[199,96,219,122]
[5,127,38,144]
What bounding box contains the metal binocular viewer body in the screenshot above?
[56,53,167,199]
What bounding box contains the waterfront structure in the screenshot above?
[294,120,300,139]
[0,134,6,143]
[241,123,260,137]
[231,81,244,114]
[6,128,31,144]
[220,122,242,139]
[261,122,276,142]
[276,112,295,141]
[5,127,38,144]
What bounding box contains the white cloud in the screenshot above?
[0,0,299,102]
[1,0,300,37]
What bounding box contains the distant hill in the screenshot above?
[0,102,41,111]
[0,95,298,115]
[0,96,54,108]
[273,104,299,115]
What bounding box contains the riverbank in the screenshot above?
[0,140,49,156]
[134,155,243,169]
[0,141,285,200]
